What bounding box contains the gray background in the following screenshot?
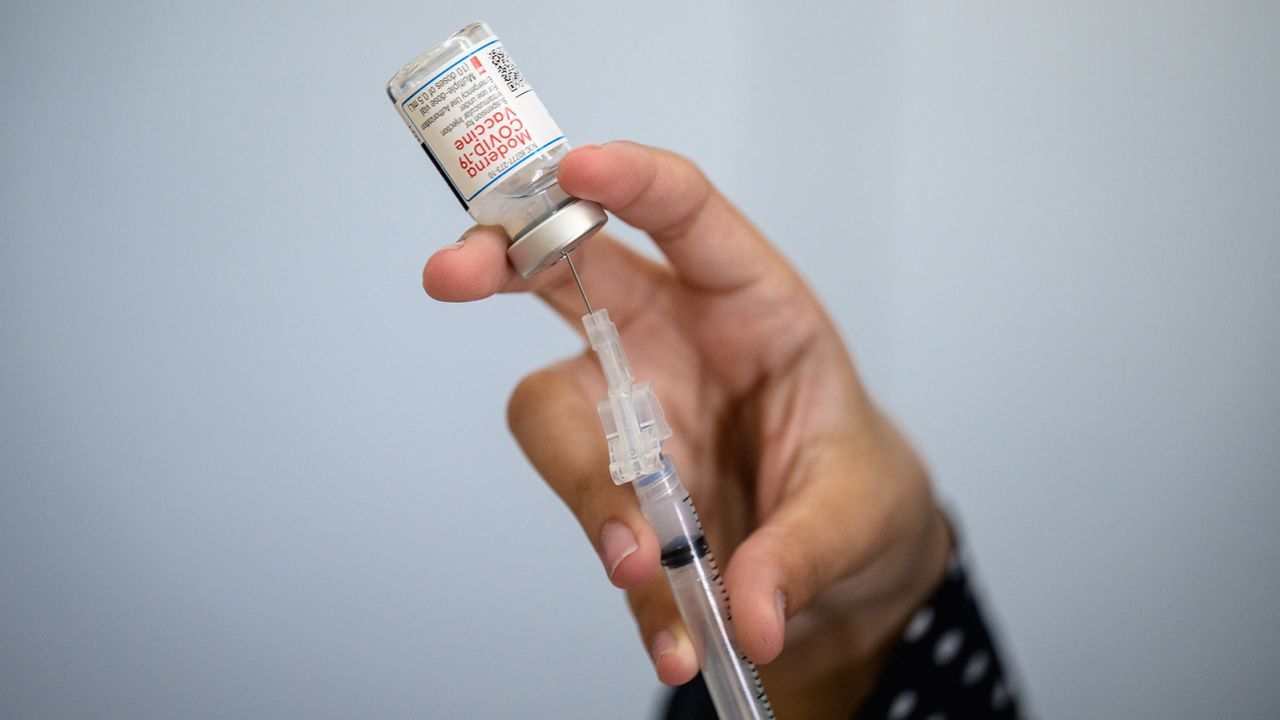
[2,1,1277,718]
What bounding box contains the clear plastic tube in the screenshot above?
[635,457,775,720]
[583,308,774,718]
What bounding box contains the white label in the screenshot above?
[397,38,565,207]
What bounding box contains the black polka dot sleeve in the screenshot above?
[852,549,1022,720]
[663,547,1022,720]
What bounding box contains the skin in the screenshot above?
[424,141,952,719]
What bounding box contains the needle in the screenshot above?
[563,251,593,314]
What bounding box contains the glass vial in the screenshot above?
[387,21,607,277]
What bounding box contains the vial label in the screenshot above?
[397,37,565,207]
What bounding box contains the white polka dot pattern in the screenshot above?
[932,629,964,665]
[904,606,934,643]
[844,544,1021,720]
[887,690,916,720]
[962,650,990,686]
[992,681,1010,710]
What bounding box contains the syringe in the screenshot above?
[566,255,775,719]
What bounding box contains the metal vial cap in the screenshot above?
[506,199,608,278]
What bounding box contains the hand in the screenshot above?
[423,141,951,719]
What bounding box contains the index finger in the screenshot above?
[557,141,782,292]
[423,226,667,328]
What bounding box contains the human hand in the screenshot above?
[423,141,951,719]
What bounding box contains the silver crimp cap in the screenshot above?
[506,199,608,278]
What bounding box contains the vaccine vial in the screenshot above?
[387,21,607,277]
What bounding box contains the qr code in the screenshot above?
[487,46,526,93]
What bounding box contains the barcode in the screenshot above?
[488,46,526,94]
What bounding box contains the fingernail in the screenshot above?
[775,589,787,628]
[600,522,639,581]
[445,230,473,250]
[650,629,677,664]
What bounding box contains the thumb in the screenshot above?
[722,433,929,665]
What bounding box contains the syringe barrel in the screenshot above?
[634,457,775,720]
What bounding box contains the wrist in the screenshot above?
[841,504,954,673]
[869,506,954,650]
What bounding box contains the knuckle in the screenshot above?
[657,148,709,194]
[505,366,606,521]
[505,369,560,438]
[673,150,705,181]
[667,146,710,183]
